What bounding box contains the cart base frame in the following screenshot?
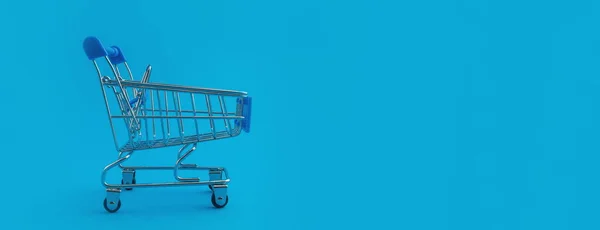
[101,143,230,213]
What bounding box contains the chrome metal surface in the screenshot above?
[90,53,247,212]
[212,185,228,206]
[104,188,121,212]
[121,169,135,190]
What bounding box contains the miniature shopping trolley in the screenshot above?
[82,36,252,213]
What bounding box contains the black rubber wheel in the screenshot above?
[121,178,136,191]
[103,198,122,213]
[211,194,229,208]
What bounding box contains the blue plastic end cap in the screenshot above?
[83,36,108,60]
[107,45,126,65]
[242,97,252,133]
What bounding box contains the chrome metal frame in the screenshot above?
[90,54,249,213]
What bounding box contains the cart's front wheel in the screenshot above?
[211,194,228,208]
[103,198,122,213]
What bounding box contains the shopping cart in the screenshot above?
[82,36,252,213]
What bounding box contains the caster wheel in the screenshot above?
[122,178,136,191]
[103,198,122,213]
[211,194,229,208]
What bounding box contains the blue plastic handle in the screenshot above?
[83,36,126,64]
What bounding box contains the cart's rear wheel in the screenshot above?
[103,198,121,213]
[211,194,228,208]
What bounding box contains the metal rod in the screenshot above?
[101,151,133,187]
[157,90,166,140]
[105,180,230,189]
[165,91,170,138]
[174,144,200,182]
[123,62,135,81]
[143,90,149,142]
[191,93,200,139]
[177,143,191,159]
[111,115,244,119]
[218,96,231,135]
[104,57,139,130]
[151,90,156,140]
[174,92,184,140]
[103,80,248,96]
[139,108,237,115]
[121,166,224,170]
[205,95,216,138]
[93,60,120,151]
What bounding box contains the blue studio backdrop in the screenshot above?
[0,0,598,229]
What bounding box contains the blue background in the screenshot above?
[0,0,598,229]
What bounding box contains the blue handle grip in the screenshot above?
[105,46,118,57]
[83,36,126,64]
